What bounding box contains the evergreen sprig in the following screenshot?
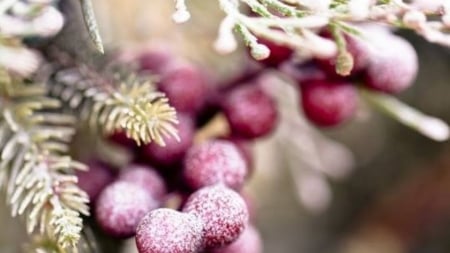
[0,68,89,250]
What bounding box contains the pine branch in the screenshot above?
[45,62,179,146]
[0,68,89,251]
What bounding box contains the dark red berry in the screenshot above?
[107,131,137,150]
[256,37,293,67]
[138,49,175,75]
[95,181,158,238]
[159,61,208,114]
[141,114,194,167]
[222,84,278,139]
[182,184,249,249]
[183,140,247,190]
[76,160,115,202]
[280,61,328,84]
[300,80,358,127]
[136,208,204,253]
[118,164,167,201]
[364,34,418,94]
[212,225,262,253]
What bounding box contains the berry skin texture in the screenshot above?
[183,140,247,190]
[182,184,249,249]
[118,164,167,201]
[142,114,194,167]
[159,61,208,114]
[95,181,158,238]
[300,80,358,127]
[212,225,262,253]
[76,160,115,202]
[222,84,278,139]
[135,208,204,253]
[364,34,418,94]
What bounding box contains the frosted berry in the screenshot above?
[159,61,208,114]
[183,140,247,190]
[135,208,203,253]
[364,34,418,94]
[256,37,293,67]
[220,137,253,177]
[222,84,278,139]
[142,114,194,167]
[212,225,262,253]
[300,80,357,127]
[118,164,167,201]
[95,181,158,238]
[182,184,249,249]
[76,160,115,202]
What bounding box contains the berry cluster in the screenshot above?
[77,49,272,253]
[262,25,418,127]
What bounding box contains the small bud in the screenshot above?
[335,51,354,76]
[172,9,190,23]
[250,43,270,60]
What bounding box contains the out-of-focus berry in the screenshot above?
[76,160,115,202]
[118,164,167,201]
[212,225,262,253]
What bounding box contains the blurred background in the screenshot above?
[2,1,450,252]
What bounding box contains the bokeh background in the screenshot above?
[2,1,450,252]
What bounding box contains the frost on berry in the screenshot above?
[95,181,158,238]
[183,140,247,190]
[364,34,418,94]
[300,80,358,127]
[220,137,254,178]
[182,184,249,249]
[135,208,204,253]
[159,61,208,114]
[142,114,194,167]
[212,225,262,253]
[222,84,278,139]
[118,164,167,201]
[76,160,115,202]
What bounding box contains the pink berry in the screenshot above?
[220,137,253,177]
[95,181,158,238]
[212,225,262,253]
[159,61,208,114]
[300,80,358,127]
[222,84,278,139]
[138,49,175,74]
[256,37,293,67]
[364,34,418,94]
[183,140,247,190]
[141,114,194,167]
[118,164,167,201]
[76,160,115,202]
[136,208,204,253]
[182,184,249,249]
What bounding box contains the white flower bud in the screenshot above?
[32,6,64,37]
[403,10,427,29]
[0,46,42,77]
[250,43,270,60]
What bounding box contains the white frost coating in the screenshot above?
[136,208,203,253]
[182,184,249,248]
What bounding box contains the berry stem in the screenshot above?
[361,88,450,141]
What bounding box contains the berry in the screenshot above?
[118,164,167,201]
[256,37,293,67]
[220,137,253,177]
[280,61,328,84]
[222,84,278,139]
[182,184,249,249]
[159,61,208,114]
[212,225,262,253]
[138,49,175,74]
[135,208,204,253]
[141,114,194,167]
[300,80,358,127]
[95,181,158,238]
[76,160,115,202]
[364,34,418,94]
[183,140,247,190]
[108,131,137,150]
